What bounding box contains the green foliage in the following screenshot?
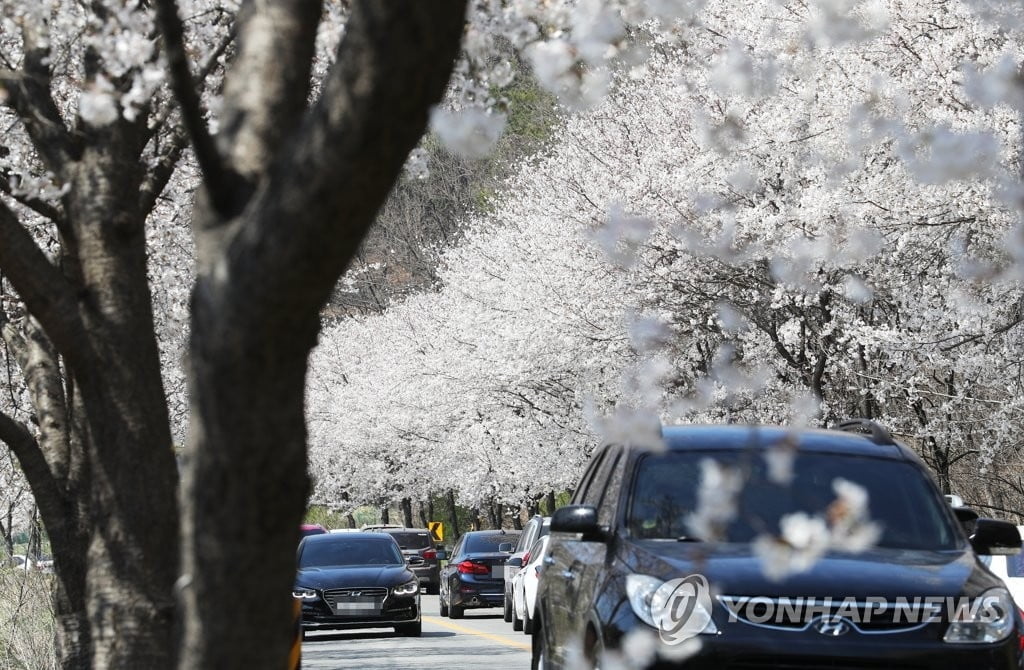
[303,505,347,530]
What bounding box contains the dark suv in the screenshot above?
[367,528,442,594]
[532,422,1023,669]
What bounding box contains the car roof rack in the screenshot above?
[833,418,896,446]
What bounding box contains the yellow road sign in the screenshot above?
[428,521,444,542]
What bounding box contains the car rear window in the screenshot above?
[465,533,521,553]
[628,451,959,551]
[386,532,432,549]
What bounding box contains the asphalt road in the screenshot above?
[301,594,531,669]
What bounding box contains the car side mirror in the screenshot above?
[507,557,523,568]
[971,518,1022,556]
[498,542,514,553]
[551,505,607,542]
[407,555,425,565]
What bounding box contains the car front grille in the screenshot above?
[719,596,935,634]
[323,586,388,608]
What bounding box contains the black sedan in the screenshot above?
[294,532,421,637]
[533,422,1024,669]
[440,529,521,618]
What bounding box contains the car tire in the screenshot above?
[531,615,547,670]
[523,608,534,635]
[504,591,513,623]
[439,596,449,617]
[395,621,422,637]
[428,582,440,596]
[512,605,523,631]
[449,604,465,619]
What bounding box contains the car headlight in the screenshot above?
[944,587,1016,644]
[392,580,419,596]
[625,574,718,636]
[292,586,318,600]
[626,575,664,627]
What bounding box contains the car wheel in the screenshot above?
[504,591,513,623]
[449,604,465,619]
[428,582,440,596]
[523,608,534,635]
[395,621,422,637]
[512,605,523,631]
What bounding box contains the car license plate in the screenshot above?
[333,597,380,615]
[491,566,504,579]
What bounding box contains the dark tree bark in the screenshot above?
[171,2,468,668]
[446,490,461,540]
[0,14,219,667]
[401,498,413,528]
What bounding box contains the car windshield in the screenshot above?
[298,538,404,568]
[628,451,959,550]
[386,532,432,549]
[464,533,520,553]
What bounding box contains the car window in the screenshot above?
[515,520,537,552]
[571,446,608,505]
[627,451,959,550]
[385,531,432,549]
[450,537,465,560]
[1008,553,1024,578]
[583,446,621,509]
[597,449,626,527]
[464,533,521,552]
[298,538,403,568]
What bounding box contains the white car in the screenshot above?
[9,554,33,571]
[983,525,1024,609]
[511,535,550,634]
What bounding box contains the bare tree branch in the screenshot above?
[0,202,89,375]
[139,126,190,215]
[0,410,67,542]
[0,23,79,173]
[207,0,468,330]
[0,312,71,483]
[0,167,65,224]
[152,0,233,216]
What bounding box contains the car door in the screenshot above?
[543,446,620,660]
[560,447,622,644]
[442,536,465,606]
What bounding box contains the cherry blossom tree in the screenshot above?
[308,0,1024,560]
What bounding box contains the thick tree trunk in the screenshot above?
[446,490,460,540]
[174,3,466,668]
[401,497,413,528]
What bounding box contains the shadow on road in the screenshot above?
[304,630,456,643]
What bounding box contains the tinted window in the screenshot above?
[571,447,608,505]
[464,533,521,552]
[627,451,958,550]
[385,532,432,549]
[299,538,403,568]
[1009,554,1024,578]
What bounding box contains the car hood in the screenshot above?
[624,540,1000,598]
[295,565,414,589]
